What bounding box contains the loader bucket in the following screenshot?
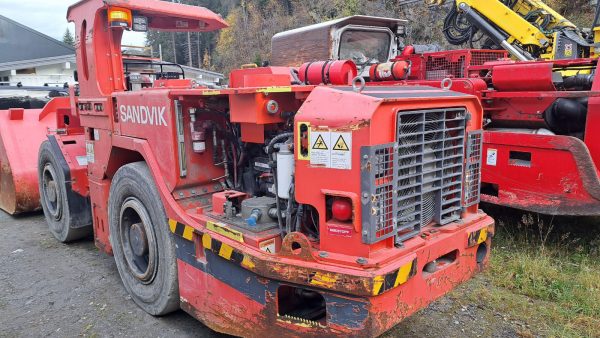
[0,97,67,214]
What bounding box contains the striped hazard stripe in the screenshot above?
[169,219,255,270]
[467,227,488,248]
[169,218,417,296]
[168,219,194,241]
[372,258,417,296]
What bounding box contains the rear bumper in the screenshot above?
[482,131,600,216]
[173,215,494,337]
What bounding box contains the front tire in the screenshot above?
[38,140,91,242]
[108,162,179,316]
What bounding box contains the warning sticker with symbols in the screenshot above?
[486,149,498,166]
[310,131,330,167]
[309,130,352,170]
[331,132,352,170]
[259,238,276,253]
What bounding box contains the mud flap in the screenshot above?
[47,135,92,228]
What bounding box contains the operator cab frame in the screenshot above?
[271,15,407,73]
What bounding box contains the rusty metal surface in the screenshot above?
[172,215,495,337]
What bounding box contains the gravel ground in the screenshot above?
[0,211,523,338]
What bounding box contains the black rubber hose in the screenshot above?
[562,74,594,90]
[266,132,294,155]
[443,5,476,46]
[545,98,588,134]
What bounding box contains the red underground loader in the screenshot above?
[30,0,494,336]
[273,15,600,217]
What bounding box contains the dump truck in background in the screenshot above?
[1,0,497,336]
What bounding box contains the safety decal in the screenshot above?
[259,238,276,253]
[564,43,573,57]
[310,131,331,167]
[256,86,292,93]
[85,141,95,164]
[330,132,352,170]
[309,130,352,170]
[467,227,488,248]
[333,135,349,151]
[206,220,244,243]
[486,148,497,166]
[202,90,221,96]
[372,258,417,296]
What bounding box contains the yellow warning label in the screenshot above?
[333,135,350,151]
[312,134,328,150]
[207,221,244,243]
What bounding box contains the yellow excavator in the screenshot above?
[426,0,600,61]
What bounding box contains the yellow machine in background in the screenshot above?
[426,0,600,61]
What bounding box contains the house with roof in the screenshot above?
[0,15,75,87]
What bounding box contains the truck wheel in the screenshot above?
[38,140,90,242]
[108,162,179,316]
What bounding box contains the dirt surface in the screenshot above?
[0,211,524,338]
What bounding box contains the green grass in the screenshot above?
[480,207,600,337]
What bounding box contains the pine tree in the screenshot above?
[62,28,75,47]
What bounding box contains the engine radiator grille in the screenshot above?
[361,108,468,245]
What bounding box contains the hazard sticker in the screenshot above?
[331,132,352,170]
[486,148,497,166]
[259,238,276,254]
[310,131,330,167]
[309,130,352,170]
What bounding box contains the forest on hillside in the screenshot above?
[146,0,598,75]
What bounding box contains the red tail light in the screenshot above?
[331,198,352,222]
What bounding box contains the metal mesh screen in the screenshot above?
[361,108,467,245]
[361,144,397,244]
[470,51,508,66]
[424,50,507,80]
[425,55,466,80]
[463,131,483,207]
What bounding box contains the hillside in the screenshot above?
[146,0,597,75]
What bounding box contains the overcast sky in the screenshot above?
[1,0,146,45]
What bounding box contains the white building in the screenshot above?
[0,15,76,87]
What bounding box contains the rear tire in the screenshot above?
[108,162,179,316]
[38,140,90,242]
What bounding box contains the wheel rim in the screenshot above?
[42,163,62,221]
[119,197,157,284]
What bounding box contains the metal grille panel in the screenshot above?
[464,131,483,207]
[361,144,397,244]
[361,108,467,244]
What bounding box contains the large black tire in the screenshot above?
[38,140,91,242]
[108,162,179,316]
